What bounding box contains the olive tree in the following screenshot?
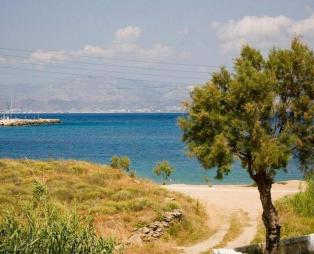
[153,160,175,185]
[179,38,313,254]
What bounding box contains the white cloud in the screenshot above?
[30,50,68,62]
[211,15,314,53]
[28,25,179,63]
[114,26,142,42]
[137,43,174,59]
[81,45,106,56]
[290,15,314,36]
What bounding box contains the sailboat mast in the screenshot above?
[9,96,12,119]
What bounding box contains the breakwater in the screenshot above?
[0,118,61,126]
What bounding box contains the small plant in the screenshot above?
[0,183,115,254]
[110,155,130,172]
[164,201,181,211]
[129,170,136,178]
[153,160,175,185]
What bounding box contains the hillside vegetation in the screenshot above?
[0,159,210,253]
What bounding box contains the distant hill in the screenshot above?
[0,77,195,112]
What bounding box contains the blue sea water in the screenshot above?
[0,113,303,184]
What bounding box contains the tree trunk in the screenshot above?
[255,175,281,254]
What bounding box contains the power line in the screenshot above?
[0,52,212,74]
[0,72,168,89]
[0,46,231,69]
[0,65,203,85]
[0,57,206,82]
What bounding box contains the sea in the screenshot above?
[0,113,303,184]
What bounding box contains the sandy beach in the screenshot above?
[165,180,304,254]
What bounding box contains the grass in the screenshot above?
[0,182,115,254]
[253,175,314,243]
[0,159,211,253]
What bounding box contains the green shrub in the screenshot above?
[153,161,175,185]
[110,156,130,172]
[0,182,115,254]
[164,201,181,211]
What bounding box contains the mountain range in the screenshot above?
[0,77,195,112]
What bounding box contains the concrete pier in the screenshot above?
[0,118,61,126]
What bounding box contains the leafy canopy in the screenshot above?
[179,38,314,180]
[154,160,175,183]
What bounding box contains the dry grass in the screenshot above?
[0,159,211,253]
[125,240,180,254]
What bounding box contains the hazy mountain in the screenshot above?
[0,77,194,112]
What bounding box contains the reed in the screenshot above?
[0,181,115,254]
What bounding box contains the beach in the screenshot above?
[165,180,304,253]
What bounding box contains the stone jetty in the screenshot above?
[0,118,61,126]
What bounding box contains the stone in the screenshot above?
[126,234,143,245]
[125,209,183,245]
[142,227,150,234]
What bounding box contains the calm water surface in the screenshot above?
[0,113,302,184]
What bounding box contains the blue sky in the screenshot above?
[0,0,314,85]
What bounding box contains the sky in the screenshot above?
[0,0,314,92]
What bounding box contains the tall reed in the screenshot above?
[0,181,115,254]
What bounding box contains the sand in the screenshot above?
[165,180,304,254]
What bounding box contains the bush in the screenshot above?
[153,161,175,185]
[164,201,181,211]
[110,156,130,172]
[0,182,115,254]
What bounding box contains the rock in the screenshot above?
[142,227,150,234]
[125,209,183,244]
[126,234,143,245]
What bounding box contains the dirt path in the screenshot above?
[165,180,302,254]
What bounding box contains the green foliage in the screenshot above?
[153,161,175,184]
[110,155,130,172]
[287,174,314,217]
[0,183,115,254]
[164,201,181,211]
[179,37,314,179]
